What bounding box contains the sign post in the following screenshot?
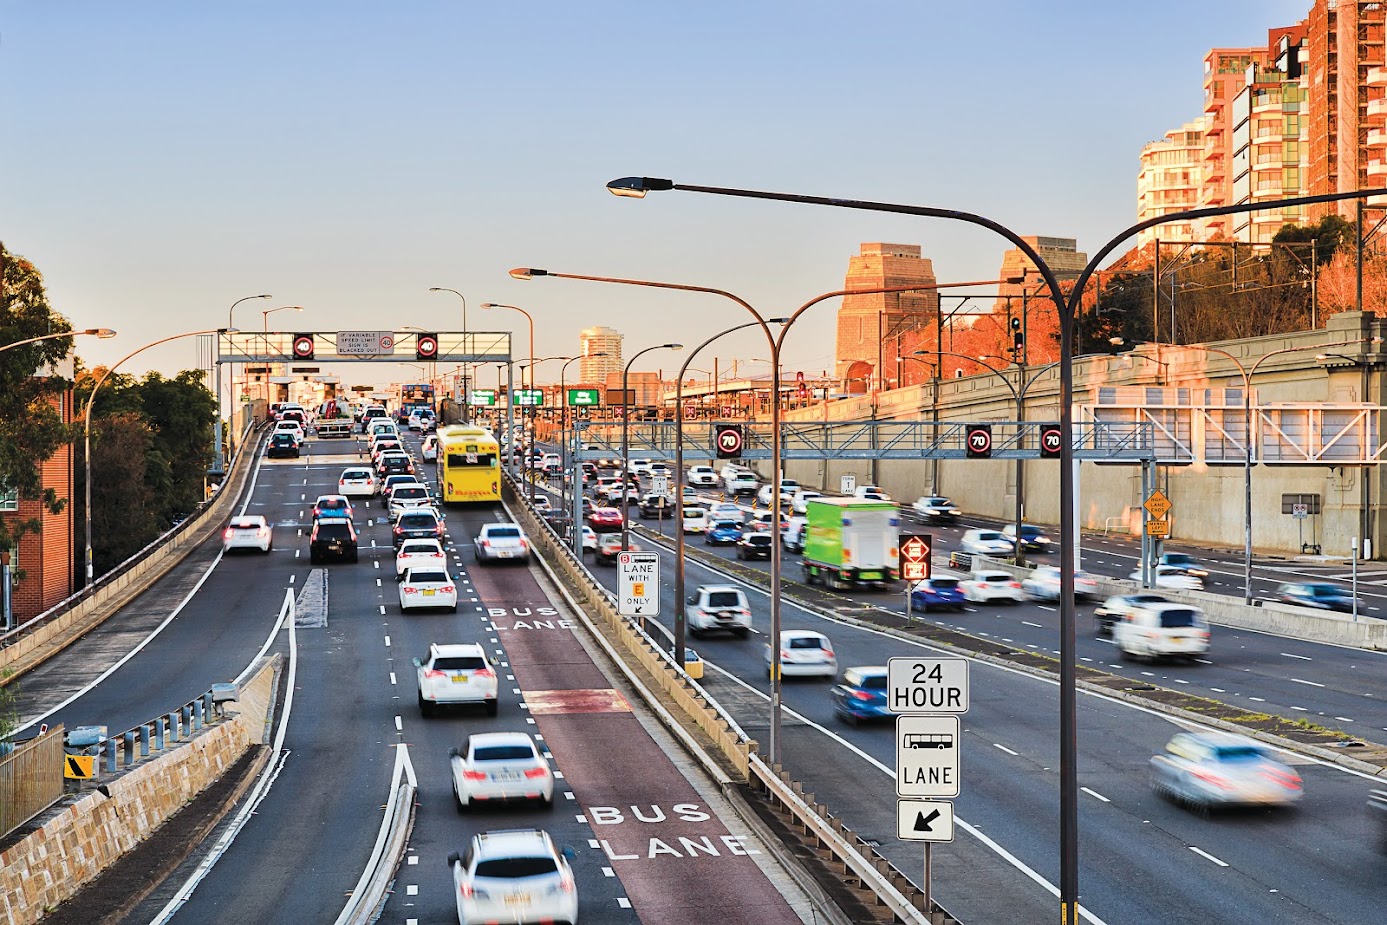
[899,534,932,622]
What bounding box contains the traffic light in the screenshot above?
[1010,316,1024,361]
[415,333,439,361]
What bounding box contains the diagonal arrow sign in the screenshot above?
[914,808,941,832]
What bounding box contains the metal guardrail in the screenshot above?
[65,682,241,777]
[333,743,417,925]
[0,417,264,649]
[0,725,65,840]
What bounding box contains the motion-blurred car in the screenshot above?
[474,523,530,564]
[1113,601,1210,661]
[705,520,744,546]
[421,434,439,462]
[853,485,891,502]
[1272,582,1361,613]
[735,532,774,560]
[595,533,640,565]
[960,529,1014,557]
[767,629,837,679]
[681,506,709,534]
[223,515,273,554]
[446,829,577,925]
[960,570,1025,604]
[579,525,598,555]
[1021,565,1098,601]
[1158,552,1209,578]
[530,495,552,514]
[337,466,377,499]
[399,568,458,613]
[1093,592,1175,637]
[1002,523,1053,553]
[909,577,966,612]
[414,642,497,717]
[449,732,554,810]
[756,479,800,506]
[830,666,893,724]
[396,538,447,579]
[686,465,719,487]
[686,585,752,638]
[911,496,959,523]
[637,492,676,518]
[708,501,745,524]
[587,507,623,533]
[1131,565,1204,591]
[1151,732,1302,812]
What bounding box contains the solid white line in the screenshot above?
[1281,652,1312,661]
[993,743,1019,756]
[1081,787,1111,803]
[1188,846,1229,867]
[1290,678,1325,688]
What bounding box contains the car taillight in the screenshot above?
[424,669,446,679]
[851,689,874,701]
[223,529,234,539]
[1192,768,1233,790]
[1010,582,1022,589]
[459,883,475,898]
[822,648,835,658]
[523,767,549,779]
[476,667,495,678]
[1262,768,1302,790]
[441,586,454,594]
[461,770,487,781]
[394,526,403,534]
[480,540,490,548]
[559,872,575,893]
[404,587,417,594]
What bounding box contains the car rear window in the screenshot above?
[272,434,294,443]
[487,527,521,539]
[401,543,438,555]
[746,535,771,545]
[978,531,1004,540]
[474,857,558,879]
[930,579,960,590]
[707,591,743,608]
[789,636,823,649]
[858,675,887,690]
[407,571,448,583]
[399,514,439,528]
[473,745,536,762]
[1158,608,1201,628]
[1213,745,1265,762]
[434,655,485,670]
[393,487,428,500]
[318,499,347,510]
[315,523,352,539]
[343,469,371,478]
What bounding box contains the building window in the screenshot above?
[0,488,15,512]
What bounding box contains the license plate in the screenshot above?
[450,674,468,683]
[505,893,532,907]
[498,551,512,558]
[423,589,435,596]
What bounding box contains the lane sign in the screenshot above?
[897,799,955,842]
[1143,489,1172,521]
[568,388,601,406]
[618,552,661,617]
[888,657,969,714]
[840,474,856,494]
[651,475,669,496]
[336,330,395,355]
[1145,518,1170,539]
[899,534,932,582]
[1040,425,1062,459]
[896,715,960,797]
[1292,502,1309,519]
[965,423,992,459]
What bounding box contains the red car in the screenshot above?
[587,507,624,532]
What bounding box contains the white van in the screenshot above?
[681,506,710,534]
[1114,602,1210,661]
[724,470,759,496]
[782,515,808,553]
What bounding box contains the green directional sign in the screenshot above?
[469,389,497,407]
[512,389,545,407]
[567,388,600,407]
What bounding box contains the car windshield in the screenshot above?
[474,857,559,879]
[434,655,485,670]
[789,637,823,649]
[1212,744,1266,762]
[1308,585,1345,597]
[393,487,427,500]
[473,745,536,762]
[487,527,521,539]
[1164,554,1197,565]
[978,532,1005,541]
[407,571,448,583]
[707,591,743,608]
[1158,608,1201,628]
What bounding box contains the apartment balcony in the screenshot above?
[1367,96,1387,119]
[1369,128,1387,149]
[1252,95,1283,115]
[1368,158,1387,179]
[1251,159,1281,173]
[1369,66,1387,87]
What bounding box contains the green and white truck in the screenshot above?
[801,497,900,589]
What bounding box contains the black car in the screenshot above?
[736,532,773,560]
[309,518,358,563]
[377,453,415,478]
[638,493,676,518]
[393,510,445,547]
[267,433,300,459]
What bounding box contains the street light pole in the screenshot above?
[221,294,271,467]
[259,306,304,406]
[621,344,682,550]
[429,288,470,424]
[0,328,117,354]
[84,328,232,585]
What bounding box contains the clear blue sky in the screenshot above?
[3,0,1311,383]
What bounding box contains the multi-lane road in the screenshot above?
[16,432,814,925]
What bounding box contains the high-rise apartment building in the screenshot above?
[1307,1,1387,216]
[1137,121,1207,247]
[1200,47,1271,239]
[833,243,939,387]
[1231,25,1310,242]
[579,326,623,382]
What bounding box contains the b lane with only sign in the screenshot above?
[618,552,661,618]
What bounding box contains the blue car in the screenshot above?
[830,667,894,724]
[705,519,744,546]
[909,577,966,612]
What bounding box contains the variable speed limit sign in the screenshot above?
[965,423,992,459]
[714,424,744,459]
[1040,425,1062,459]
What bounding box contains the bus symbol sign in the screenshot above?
[896,715,961,797]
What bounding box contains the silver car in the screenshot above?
[1151,732,1302,812]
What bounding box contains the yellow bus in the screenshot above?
[436,425,502,504]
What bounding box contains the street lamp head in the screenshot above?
[606,176,674,199]
[1109,337,1126,347]
[254,294,272,300]
[665,343,684,351]
[83,328,118,338]
[509,268,547,280]
[768,317,790,324]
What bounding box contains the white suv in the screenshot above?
[474,523,530,564]
[448,830,577,925]
[687,465,719,487]
[685,585,752,638]
[387,483,434,521]
[414,643,498,717]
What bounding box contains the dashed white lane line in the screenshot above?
[295,549,301,558]
[589,839,600,849]
[407,856,418,865]
[1291,678,1325,688]
[376,578,382,587]
[1282,652,1313,661]
[1292,706,1308,712]
[289,575,296,584]
[1249,697,1266,702]
[405,883,418,895]
[385,635,392,647]
[373,560,379,569]
[617,898,632,909]
[394,715,403,732]
[389,672,397,685]
[1336,716,1355,723]
[602,866,615,877]
[1211,687,1226,693]
[1081,787,1111,803]
[994,743,1019,756]
[1189,846,1229,867]
[1022,621,1044,628]
[380,605,387,615]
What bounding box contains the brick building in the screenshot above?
[2,381,75,623]
[833,243,939,390]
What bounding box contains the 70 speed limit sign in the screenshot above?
[715,424,744,459]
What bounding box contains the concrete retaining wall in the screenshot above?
[0,658,278,925]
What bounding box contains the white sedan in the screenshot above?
[396,538,447,579]
[399,567,458,612]
[474,523,530,564]
[421,434,438,462]
[449,732,554,809]
[223,516,272,553]
[766,629,837,678]
[1131,565,1205,591]
[337,467,377,499]
[960,529,1014,556]
[960,570,1026,603]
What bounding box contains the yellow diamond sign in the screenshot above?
[1143,489,1172,521]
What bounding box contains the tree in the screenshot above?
[0,246,74,554]
[86,413,161,574]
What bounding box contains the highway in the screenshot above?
[17,430,813,925]
[526,467,1387,925]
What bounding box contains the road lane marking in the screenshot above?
[1336,716,1355,722]
[389,673,396,685]
[1281,653,1312,661]
[1249,697,1266,702]
[1081,787,1110,803]
[1189,846,1229,867]
[617,898,632,909]
[993,743,1019,756]
[1290,678,1325,687]
[385,635,391,647]
[1022,621,1044,628]
[1211,687,1225,692]
[1292,706,1307,711]
[394,715,403,731]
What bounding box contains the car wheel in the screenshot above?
[733,628,749,639]
[454,783,467,814]
[484,699,498,717]
[449,604,458,613]
[419,695,434,718]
